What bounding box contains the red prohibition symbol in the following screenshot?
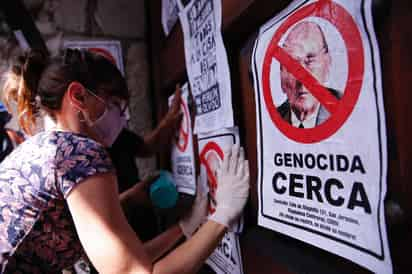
[262,0,364,143]
[88,47,118,67]
[199,141,224,214]
[176,97,190,152]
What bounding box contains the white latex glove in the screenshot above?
[179,177,208,238]
[208,145,250,227]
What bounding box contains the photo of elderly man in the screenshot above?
[277,21,341,128]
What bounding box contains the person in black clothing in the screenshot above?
[0,102,24,163]
[108,129,146,193]
[107,87,183,242]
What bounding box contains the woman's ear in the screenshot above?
[67,81,87,111]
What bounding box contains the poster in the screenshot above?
[179,0,234,134]
[198,127,243,233]
[63,40,125,75]
[251,0,392,273]
[169,83,196,195]
[62,40,130,121]
[162,0,183,36]
[206,232,244,274]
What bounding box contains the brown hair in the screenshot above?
[2,49,129,135]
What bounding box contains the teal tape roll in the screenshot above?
[150,170,178,209]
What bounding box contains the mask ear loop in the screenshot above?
[77,110,86,123]
[69,96,87,123]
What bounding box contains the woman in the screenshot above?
[0,49,249,273]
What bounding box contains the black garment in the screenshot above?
[277,87,341,127]
[107,128,158,241]
[108,129,144,193]
[0,112,13,163]
[0,129,13,163]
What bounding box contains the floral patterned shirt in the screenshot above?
[0,131,114,273]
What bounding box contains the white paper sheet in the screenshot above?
[198,127,243,233]
[206,232,244,274]
[169,83,196,195]
[251,1,392,273]
[161,0,183,36]
[179,0,234,134]
[63,40,124,75]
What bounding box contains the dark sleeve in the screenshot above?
[55,136,115,198]
[107,129,146,191]
[109,128,144,156]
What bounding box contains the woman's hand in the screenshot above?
[208,145,250,227]
[143,85,183,154]
[159,85,183,136]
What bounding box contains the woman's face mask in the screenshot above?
[83,89,127,147]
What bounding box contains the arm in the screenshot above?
[113,86,182,158]
[67,173,153,273]
[67,145,248,274]
[142,86,182,156]
[117,108,181,157]
[144,174,211,263]
[119,173,186,262]
[143,224,184,263]
[118,181,150,228]
[119,175,154,215]
[142,124,171,156]
[153,221,226,274]
[66,173,225,274]
[120,181,185,263]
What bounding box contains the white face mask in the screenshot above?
[86,105,126,147]
[83,89,127,147]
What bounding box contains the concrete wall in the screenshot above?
[1,0,156,177]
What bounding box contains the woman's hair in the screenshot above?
[2,48,129,135]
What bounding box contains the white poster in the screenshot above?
[63,40,125,75]
[206,232,244,274]
[198,127,243,233]
[251,0,392,273]
[162,0,183,36]
[169,83,196,195]
[179,0,234,134]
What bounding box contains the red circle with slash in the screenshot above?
[176,98,190,152]
[88,47,118,66]
[262,0,364,143]
[199,141,224,214]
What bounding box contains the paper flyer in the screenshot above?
[251,1,392,273]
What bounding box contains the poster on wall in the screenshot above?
[63,40,125,75]
[179,0,234,134]
[169,83,196,195]
[162,0,183,36]
[251,0,392,273]
[198,127,243,233]
[206,232,244,274]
